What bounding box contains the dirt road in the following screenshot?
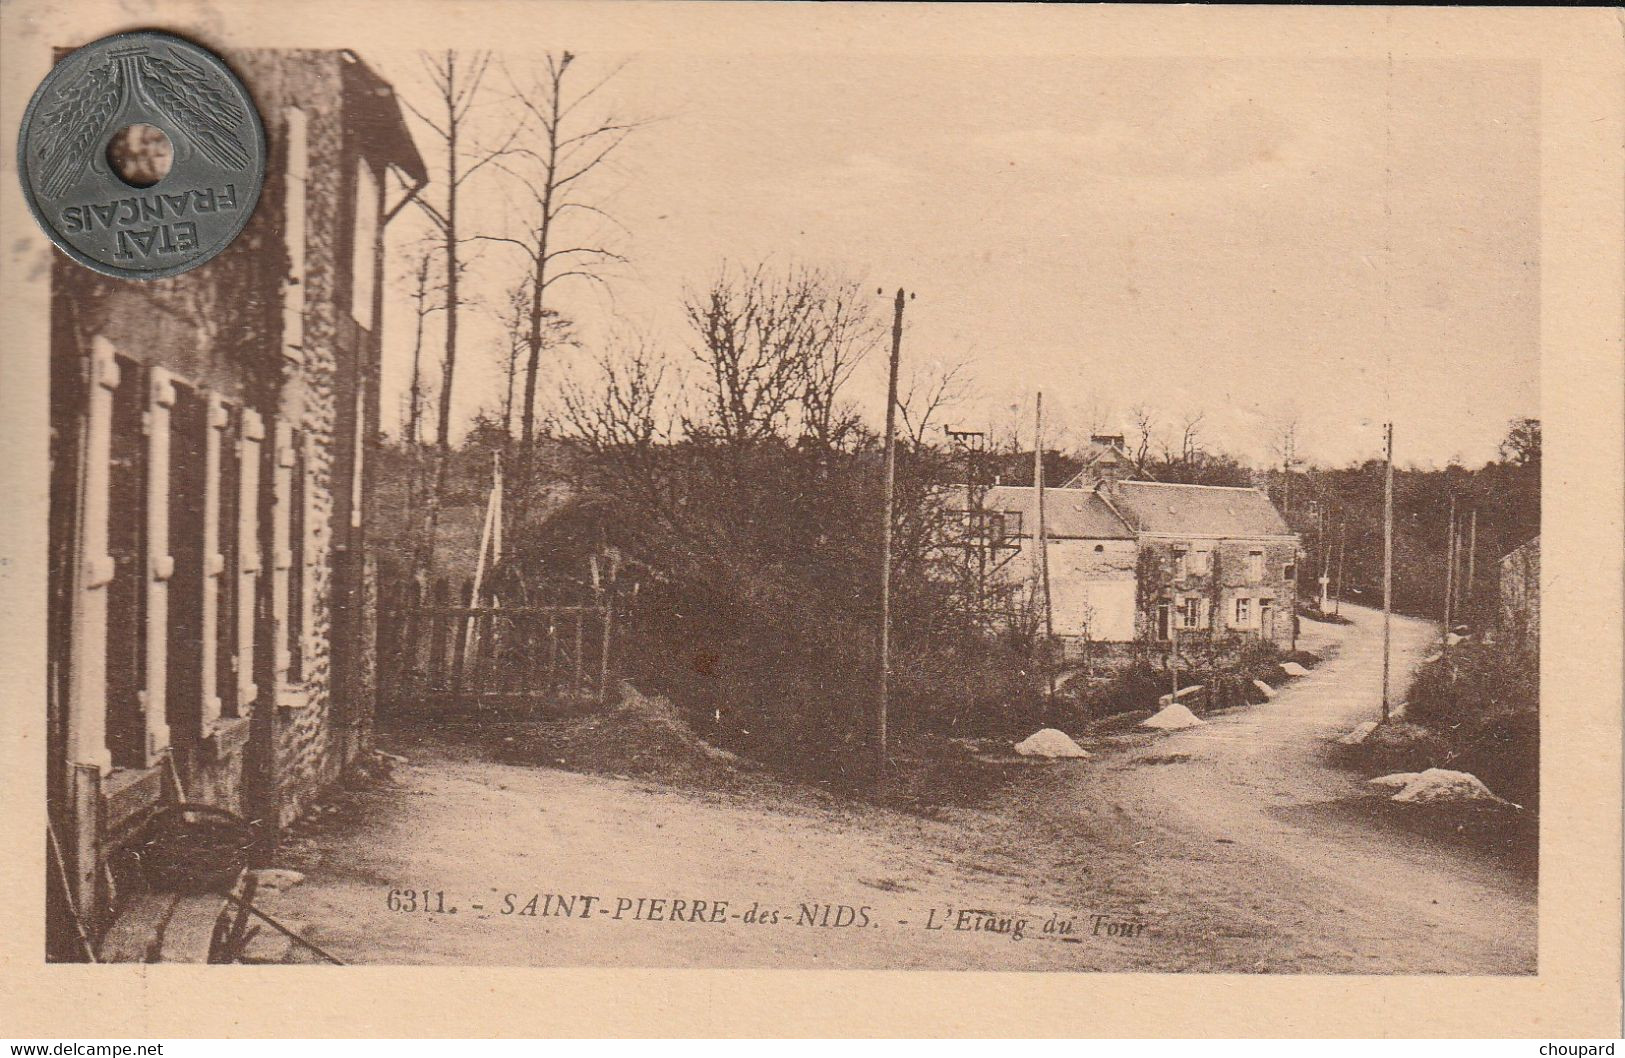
[1008,604,1537,973]
[272,604,1535,972]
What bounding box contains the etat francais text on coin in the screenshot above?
[17,30,265,280]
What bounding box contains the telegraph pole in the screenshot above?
[876,288,908,782]
[1449,494,1462,653]
[1333,520,1346,617]
[1318,501,1332,612]
[1381,422,1394,723]
[1465,508,1478,622]
[1033,393,1055,700]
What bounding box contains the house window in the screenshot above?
[1284,563,1296,583]
[1179,596,1203,630]
[351,159,380,329]
[1191,546,1212,575]
[104,356,148,768]
[1172,546,1189,578]
[164,382,208,748]
[287,431,306,683]
[1247,549,1264,583]
[283,107,307,361]
[1155,602,1171,641]
[214,403,240,718]
[1234,597,1252,627]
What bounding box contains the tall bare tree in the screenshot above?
[402,244,446,448]
[482,52,642,505]
[1268,405,1303,513]
[400,50,520,572]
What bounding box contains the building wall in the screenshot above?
[45,50,389,950]
[1498,538,1539,654]
[1012,537,1138,639]
[1133,537,1299,651]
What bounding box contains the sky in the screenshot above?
[370,47,1540,469]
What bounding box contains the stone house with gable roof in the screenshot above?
[946,448,1299,651]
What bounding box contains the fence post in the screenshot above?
[599,589,615,706]
[573,611,585,701]
[451,577,471,702]
[428,577,449,693]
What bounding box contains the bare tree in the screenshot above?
[1129,403,1158,466]
[400,50,521,572]
[683,263,874,448]
[897,357,974,449]
[481,51,643,505]
[1178,408,1206,464]
[402,245,445,448]
[495,276,576,440]
[557,337,676,455]
[1267,405,1303,513]
[798,277,881,449]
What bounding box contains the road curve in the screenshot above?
[1020,603,1538,973]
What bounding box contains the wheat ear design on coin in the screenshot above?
[34,61,125,197]
[139,50,250,171]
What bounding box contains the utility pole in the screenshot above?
[1033,393,1055,701]
[1381,422,1394,723]
[1464,508,1478,622]
[1449,494,1462,640]
[1333,519,1346,616]
[1318,501,1331,613]
[876,287,908,783]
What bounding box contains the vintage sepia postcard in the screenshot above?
[1,0,1620,1040]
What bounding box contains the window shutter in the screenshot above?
[141,366,176,764]
[68,339,121,773]
[199,395,228,729]
[272,421,296,685]
[236,410,264,713]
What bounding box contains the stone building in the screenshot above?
[46,47,426,957]
[947,477,1300,651]
[1498,535,1540,654]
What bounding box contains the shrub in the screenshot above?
[1402,642,1539,807]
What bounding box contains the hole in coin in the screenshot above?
[105,123,173,188]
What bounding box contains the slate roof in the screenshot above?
[944,485,1135,539]
[1104,481,1292,538]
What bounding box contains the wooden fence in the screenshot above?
[378,576,621,716]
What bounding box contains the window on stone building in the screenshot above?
[287,430,306,683]
[1247,549,1264,582]
[215,404,240,716]
[105,356,147,768]
[1234,597,1252,627]
[1172,545,1189,578]
[1192,546,1212,574]
[1179,596,1202,630]
[165,382,208,748]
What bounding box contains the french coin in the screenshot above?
[17,30,265,280]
